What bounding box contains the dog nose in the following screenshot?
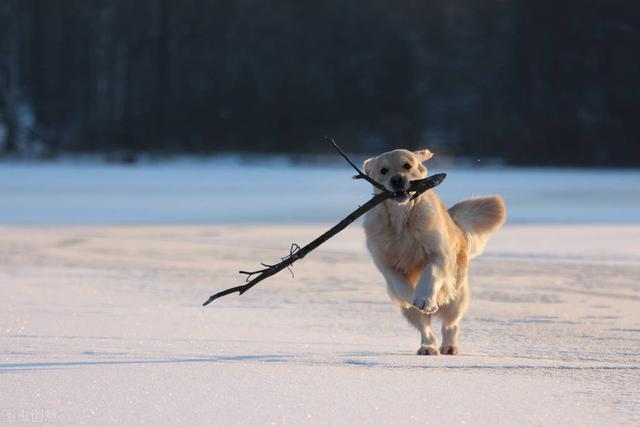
[389,174,404,190]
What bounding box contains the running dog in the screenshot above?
[363,148,506,355]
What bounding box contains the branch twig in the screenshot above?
[322,136,386,191]
[202,139,446,306]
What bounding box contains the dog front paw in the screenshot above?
[412,297,439,314]
[412,296,427,310]
[417,345,440,356]
[440,345,459,355]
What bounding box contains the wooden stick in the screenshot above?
[202,140,446,306]
[322,136,386,191]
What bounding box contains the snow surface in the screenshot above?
[1,161,639,426]
[1,224,639,426]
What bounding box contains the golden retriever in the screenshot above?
[363,149,506,355]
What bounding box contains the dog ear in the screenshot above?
[362,157,376,177]
[414,149,434,162]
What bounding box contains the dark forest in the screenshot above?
[1,0,638,165]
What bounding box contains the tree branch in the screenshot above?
[322,136,386,191]
[202,139,446,306]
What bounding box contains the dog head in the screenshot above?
[363,149,433,203]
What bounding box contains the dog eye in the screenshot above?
[380,168,389,175]
[403,163,412,170]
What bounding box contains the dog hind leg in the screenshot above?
[440,322,460,355]
[401,307,440,355]
[439,285,468,355]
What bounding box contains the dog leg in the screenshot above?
[440,322,460,355]
[401,307,439,355]
[378,266,414,308]
[439,286,468,355]
[413,263,443,314]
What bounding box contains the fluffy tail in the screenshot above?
[448,196,506,259]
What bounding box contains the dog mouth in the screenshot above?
[393,191,410,203]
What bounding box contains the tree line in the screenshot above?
[1,0,638,166]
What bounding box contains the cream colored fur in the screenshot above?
[449,196,507,258]
[363,149,506,355]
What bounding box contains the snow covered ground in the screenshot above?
[1,161,639,426]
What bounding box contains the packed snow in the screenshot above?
[1,161,639,426]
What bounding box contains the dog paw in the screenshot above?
[412,296,427,310]
[440,345,459,355]
[412,297,438,314]
[417,345,440,356]
[424,304,439,314]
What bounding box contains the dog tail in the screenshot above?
[448,196,506,259]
